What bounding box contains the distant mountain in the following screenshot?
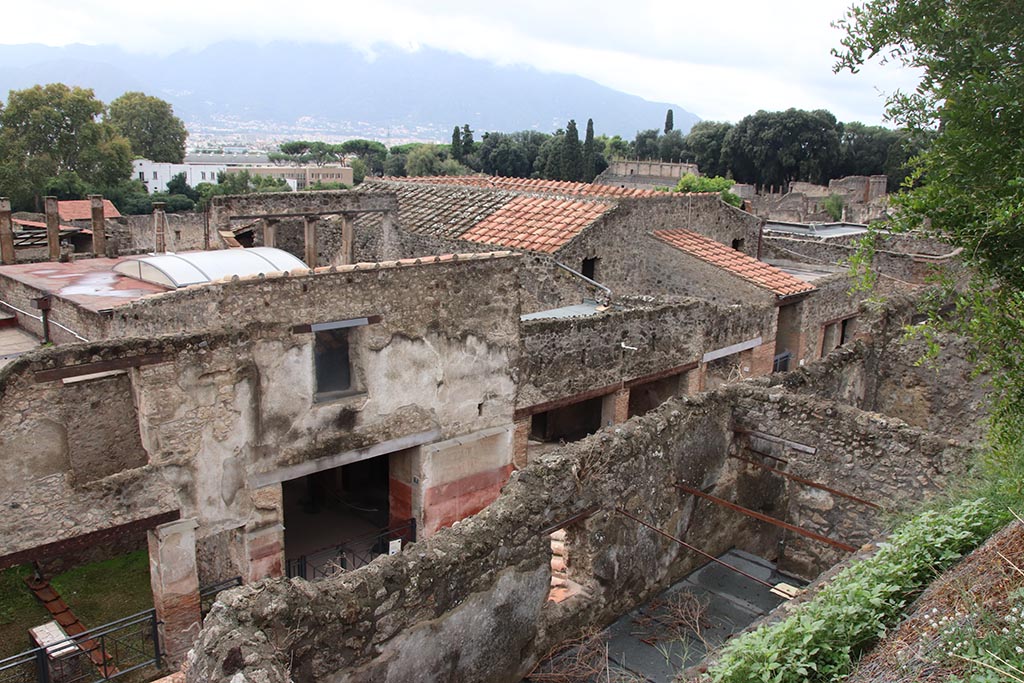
[0,42,699,141]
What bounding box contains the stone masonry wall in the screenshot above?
[188,360,974,683]
[518,298,775,408]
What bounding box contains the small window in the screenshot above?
[581,257,598,280]
[314,328,352,395]
[153,171,158,180]
[731,238,745,251]
[138,171,145,181]
[201,171,207,180]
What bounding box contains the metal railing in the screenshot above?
[0,609,159,683]
[286,518,416,581]
[772,351,792,373]
[199,577,242,619]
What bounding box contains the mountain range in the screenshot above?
[0,42,699,142]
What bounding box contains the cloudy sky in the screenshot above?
[1,0,918,125]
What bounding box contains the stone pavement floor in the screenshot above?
[0,326,40,370]
[528,550,803,682]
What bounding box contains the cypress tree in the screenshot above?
[583,118,596,182]
[461,124,474,153]
[665,109,674,134]
[450,126,463,161]
[561,119,583,182]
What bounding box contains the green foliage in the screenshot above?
[0,83,132,209]
[685,121,733,178]
[166,172,199,202]
[708,499,1003,683]
[450,126,463,161]
[674,174,742,207]
[306,181,351,191]
[824,193,845,221]
[633,128,660,160]
[106,91,187,163]
[340,139,388,175]
[834,0,1024,455]
[664,108,674,134]
[583,119,596,183]
[43,171,88,200]
[722,108,841,187]
[350,157,367,184]
[561,120,583,182]
[271,140,341,167]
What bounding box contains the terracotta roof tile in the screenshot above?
[57,199,121,221]
[653,229,816,298]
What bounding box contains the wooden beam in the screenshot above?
[675,483,857,552]
[733,427,816,454]
[34,352,167,383]
[44,196,60,261]
[729,452,880,509]
[89,195,106,256]
[538,505,600,536]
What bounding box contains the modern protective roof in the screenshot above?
[113,247,306,288]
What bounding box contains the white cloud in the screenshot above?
[1,0,920,125]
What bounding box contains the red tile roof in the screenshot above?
[13,218,81,232]
[57,199,121,221]
[384,175,664,199]
[461,195,613,253]
[653,229,817,298]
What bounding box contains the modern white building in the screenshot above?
[132,159,227,194]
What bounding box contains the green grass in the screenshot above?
[0,550,153,660]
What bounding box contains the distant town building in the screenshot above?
[132,157,353,194]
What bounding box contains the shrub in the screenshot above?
[707,498,1003,683]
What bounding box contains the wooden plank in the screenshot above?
[728,452,880,509]
[33,352,167,383]
[733,427,816,454]
[675,483,857,552]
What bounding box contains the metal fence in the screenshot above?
[286,518,416,581]
[0,609,160,683]
[199,577,242,619]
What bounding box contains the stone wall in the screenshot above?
[0,273,107,343]
[761,235,963,285]
[121,214,210,253]
[0,255,522,581]
[187,354,974,683]
[518,298,775,408]
[728,383,971,577]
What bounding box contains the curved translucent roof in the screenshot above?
[113,247,307,288]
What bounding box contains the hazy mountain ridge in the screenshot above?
[0,42,699,140]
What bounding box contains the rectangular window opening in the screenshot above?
[581,257,598,280]
[314,328,352,396]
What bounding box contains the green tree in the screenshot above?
[835,0,1024,455]
[166,172,199,202]
[633,129,660,160]
[664,109,674,134]
[479,132,531,177]
[405,144,443,177]
[340,139,388,175]
[835,121,901,178]
[536,131,564,179]
[582,119,596,182]
[350,158,367,184]
[722,109,840,187]
[658,129,686,162]
[107,91,187,163]
[561,120,583,182]
[0,83,132,209]
[450,126,463,161]
[460,125,474,154]
[683,121,732,178]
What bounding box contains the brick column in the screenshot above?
[685,365,706,394]
[304,216,318,267]
[600,388,630,427]
[380,211,398,260]
[244,484,285,582]
[44,196,60,261]
[512,416,532,469]
[261,219,276,248]
[153,202,167,253]
[89,195,106,256]
[147,518,201,668]
[750,342,776,376]
[0,198,14,264]
[340,213,354,265]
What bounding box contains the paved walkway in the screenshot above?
[0,326,40,370]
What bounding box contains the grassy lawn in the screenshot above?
[0,550,153,660]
